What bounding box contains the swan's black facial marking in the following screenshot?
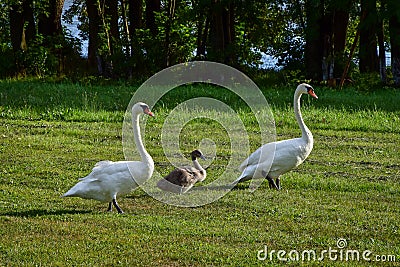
[305,85,318,99]
[191,149,205,160]
[140,104,149,111]
[305,85,313,92]
[140,104,154,116]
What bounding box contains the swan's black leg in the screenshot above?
[107,202,112,212]
[112,199,124,214]
[262,171,279,190]
[266,176,279,190]
[276,178,281,190]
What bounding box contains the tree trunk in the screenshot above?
[128,0,144,73]
[196,11,210,59]
[359,0,379,73]
[192,0,210,59]
[9,0,35,74]
[210,0,224,60]
[146,0,160,37]
[129,0,143,34]
[121,0,131,58]
[321,9,334,81]
[38,0,65,73]
[332,0,351,78]
[106,0,120,55]
[305,0,323,80]
[164,0,176,67]
[87,0,102,73]
[105,0,120,77]
[377,18,386,83]
[38,0,65,37]
[224,2,235,65]
[388,0,400,86]
[209,0,235,64]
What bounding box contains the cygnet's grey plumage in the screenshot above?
[157,150,206,194]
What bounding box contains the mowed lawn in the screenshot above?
[0,80,399,266]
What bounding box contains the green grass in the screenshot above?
[0,80,400,266]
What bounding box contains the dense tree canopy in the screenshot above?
[1,0,400,86]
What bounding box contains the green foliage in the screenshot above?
[0,46,15,78]
[23,35,56,77]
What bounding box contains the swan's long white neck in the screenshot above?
[192,159,205,172]
[192,159,206,179]
[132,110,154,169]
[294,89,313,143]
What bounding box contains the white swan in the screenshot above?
[62,102,154,213]
[157,150,206,194]
[232,83,318,190]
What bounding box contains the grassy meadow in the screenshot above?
[0,79,399,266]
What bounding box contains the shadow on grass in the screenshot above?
[191,185,237,191]
[1,209,92,218]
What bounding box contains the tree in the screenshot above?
[164,0,176,67]
[38,0,66,73]
[359,0,379,73]
[105,0,120,58]
[208,0,235,64]
[128,0,144,74]
[2,0,400,86]
[86,0,102,73]
[387,0,400,86]
[9,0,35,74]
[304,0,352,82]
[146,0,160,37]
[331,0,352,78]
[38,0,65,37]
[305,0,324,80]
[191,0,210,59]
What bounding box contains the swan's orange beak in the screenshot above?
[309,90,318,99]
[144,108,154,117]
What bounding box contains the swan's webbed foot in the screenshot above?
[112,199,124,214]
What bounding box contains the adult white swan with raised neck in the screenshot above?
[232,83,318,190]
[63,102,154,213]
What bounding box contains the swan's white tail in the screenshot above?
[62,182,83,197]
[231,168,252,186]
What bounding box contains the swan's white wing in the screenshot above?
[78,161,128,182]
[64,161,141,202]
[78,160,114,181]
[267,138,311,177]
[238,142,276,172]
[95,160,113,167]
[233,143,276,184]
